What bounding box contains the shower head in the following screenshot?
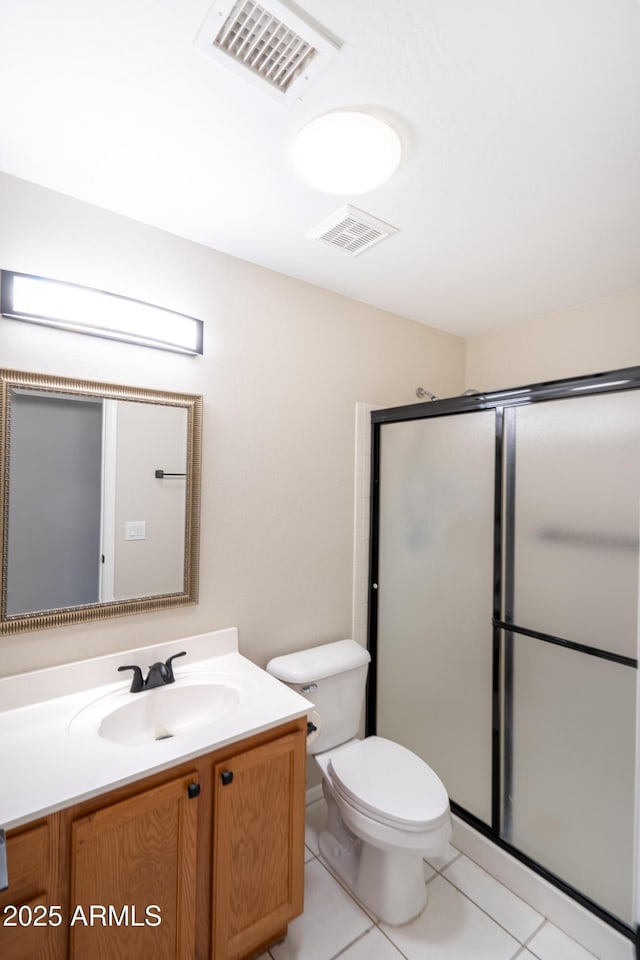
[415,387,438,401]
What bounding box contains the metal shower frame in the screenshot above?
[366,364,640,952]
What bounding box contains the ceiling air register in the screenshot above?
[195,0,340,103]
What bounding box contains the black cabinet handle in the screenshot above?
[221,770,234,786]
[188,783,200,799]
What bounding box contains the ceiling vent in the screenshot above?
[195,0,340,105]
[306,205,399,257]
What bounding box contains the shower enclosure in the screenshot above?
[367,366,639,946]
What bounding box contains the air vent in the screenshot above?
[306,205,399,257]
[195,0,340,104]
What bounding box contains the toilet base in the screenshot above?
[319,826,428,925]
[318,782,429,926]
[355,842,428,925]
[318,827,360,891]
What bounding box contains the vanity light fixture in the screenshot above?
[291,110,402,195]
[0,271,204,356]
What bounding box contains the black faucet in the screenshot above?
[118,651,187,693]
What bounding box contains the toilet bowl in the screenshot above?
[266,639,452,925]
[315,736,451,924]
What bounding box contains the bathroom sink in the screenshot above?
[69,676,243,745]
[98,682,240,744]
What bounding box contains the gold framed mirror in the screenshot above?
[0,369,202,634]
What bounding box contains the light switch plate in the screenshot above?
[125,520,146,541]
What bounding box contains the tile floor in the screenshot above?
[256,799,605,960]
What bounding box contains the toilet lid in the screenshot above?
[328,737,449,829]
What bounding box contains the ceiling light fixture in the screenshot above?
[0,271,203,355]
[291,110,402,195]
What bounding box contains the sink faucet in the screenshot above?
[118,651,187,693]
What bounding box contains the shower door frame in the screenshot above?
[366,364,640,948]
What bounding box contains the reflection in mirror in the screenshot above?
[0,370,202,634]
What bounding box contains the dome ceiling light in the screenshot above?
[291,111,402,195]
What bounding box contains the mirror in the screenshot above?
[0,369,202,634]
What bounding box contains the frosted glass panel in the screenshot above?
[508,634,636,923]
[513,391,640,657]
[376,412,495,823]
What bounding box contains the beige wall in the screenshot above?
[4,170,637,680]
[465,287,640,391]
[114,401,187,599]
[0,172,465,677]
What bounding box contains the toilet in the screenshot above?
[266,639,451,925]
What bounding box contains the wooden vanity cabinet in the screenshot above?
[212,730,305,960]
[67,717,306,960]
[1,717,306,960]
[0,815,65,960]
[69,771,199,960]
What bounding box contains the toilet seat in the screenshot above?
[328,736,450,832]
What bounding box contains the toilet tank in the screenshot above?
[266,639,371,755]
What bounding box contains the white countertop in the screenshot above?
[0,627,311,830]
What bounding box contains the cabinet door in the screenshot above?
[212,730,305,960]
[0,820,60,960]
[70,772,198,960]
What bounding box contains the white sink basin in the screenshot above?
[69,675,244,745]
[98,682,240,745]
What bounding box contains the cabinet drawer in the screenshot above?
[0,892,50,960]
[0,822,49,907]
[0,823,54,960]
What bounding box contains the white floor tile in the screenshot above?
[443,855,544,942]
[270,858,372,960]
[305,844,315,862]
[527,922,598,960]
[337,927,407,960]
[380,875,520,960]
[305,799,327,855]
[451,818,633,960]
[425,841,460,872]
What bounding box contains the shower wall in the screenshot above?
[371,371,639,934]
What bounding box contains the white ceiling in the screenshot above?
[0,0,639,337]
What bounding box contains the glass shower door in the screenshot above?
[375,410,497,825]
[504,391,640,924]
[371,375,640,939]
